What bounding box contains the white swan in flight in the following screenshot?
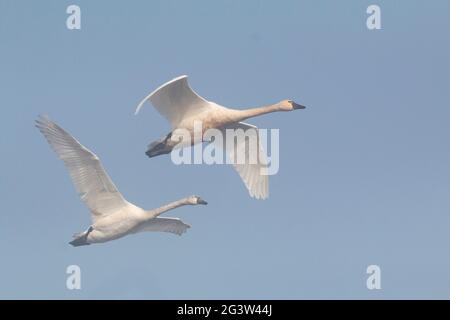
[35,116,207,247]
[135,75,306,200]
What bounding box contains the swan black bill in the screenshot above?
[197,199,208,205]
[292,102,306,110]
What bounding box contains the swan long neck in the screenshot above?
[231,103,281,122]
[146,198,191,219]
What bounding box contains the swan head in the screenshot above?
[187,195,208,205]
[278,100,306,111]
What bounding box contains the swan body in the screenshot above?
[35,116,207,247]
[135,75,306,200]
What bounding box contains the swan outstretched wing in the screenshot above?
[135,75,212,128]
[219,122,269,200]
[35,116,128,221]
[134,217,190,236]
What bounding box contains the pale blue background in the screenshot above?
[1,0,450,299]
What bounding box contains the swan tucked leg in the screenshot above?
[146,132,175,158]
[69,226,94,247]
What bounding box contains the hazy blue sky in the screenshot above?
[1,0,450,299]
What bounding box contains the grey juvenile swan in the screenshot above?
[36,116,207,247]
[135,75,306,200]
